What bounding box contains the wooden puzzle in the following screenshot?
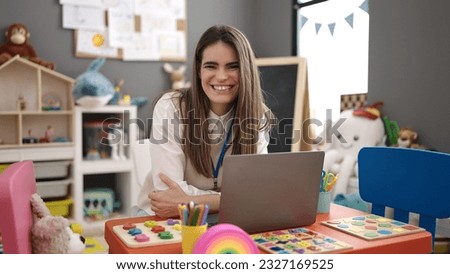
[322,214,425,241]
[251,227,352,254]
[112,219,182,248]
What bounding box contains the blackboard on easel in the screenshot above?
[256,57,310,152]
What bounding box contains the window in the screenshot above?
[294,0,369,126]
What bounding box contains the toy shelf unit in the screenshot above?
[73,105,138,229]
[0,55,75,148]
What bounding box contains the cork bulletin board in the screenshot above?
[61,0,187,62]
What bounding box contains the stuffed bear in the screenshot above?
[30,193,85,254]
[321,102,385,199]
[72,58,115,108]
[0,23,54,69]
[163,63,191,90]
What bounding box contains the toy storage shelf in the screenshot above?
[0,56,76,220]
[0,55,75,148]
[73,105,138,230]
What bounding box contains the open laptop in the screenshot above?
[217,151,324,234]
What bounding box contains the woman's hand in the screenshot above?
[149,173,188,218]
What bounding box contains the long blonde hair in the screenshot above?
[171,25,272,177]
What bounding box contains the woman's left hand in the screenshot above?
[149,173,188,218]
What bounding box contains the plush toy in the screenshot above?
[163,63,191,90]
[322,102,386,198]
[30,193,85,254]
[394,127,427,149]
[72,58,115,108]
[0,23,54,69]
[333,193,369,212]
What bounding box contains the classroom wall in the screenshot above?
[368,0,450,153]
[0,0,292,133]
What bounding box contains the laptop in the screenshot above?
[217,151,324,234]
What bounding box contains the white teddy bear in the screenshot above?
[322,103,385,199]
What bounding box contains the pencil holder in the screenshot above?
[317,191,331,213]
[181,224,208,254]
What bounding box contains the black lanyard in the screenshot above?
[212,126,232,190]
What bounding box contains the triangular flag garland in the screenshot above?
[298,0,369,36]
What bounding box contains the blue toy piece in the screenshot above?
[72,58,114,106]
[358,147,450,249]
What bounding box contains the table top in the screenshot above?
[104,204,432,254]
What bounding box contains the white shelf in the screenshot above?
[73,105,138,229]
[78,159,133,174]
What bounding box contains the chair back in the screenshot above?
[0,161,36,253]
[358,147,450,243]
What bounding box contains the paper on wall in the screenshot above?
[62,4,105,31]
[122,33,160,61]
[76,29,119,58]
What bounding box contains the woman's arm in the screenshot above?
[150,173,220,218]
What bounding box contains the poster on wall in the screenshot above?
[59,0,187,62]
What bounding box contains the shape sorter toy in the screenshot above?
[112,219,182,248]
[321,214,425,240]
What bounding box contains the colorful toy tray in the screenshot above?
[112,219,182,248]
[322,214,425,241]
[251,227,352,254]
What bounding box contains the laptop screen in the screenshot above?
[218,151,324,234]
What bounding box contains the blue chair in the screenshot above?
[358,147,450,248]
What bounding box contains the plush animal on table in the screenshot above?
[30,193,85,254]
[72,58,115,108]
[394,127,427,149]
[0,23,54,69]
[163,63,191,90]
[322,102,386,199]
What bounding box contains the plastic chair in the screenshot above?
[358,147,450,247]
[0,161,36,254]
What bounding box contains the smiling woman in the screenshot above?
[200,41,240,116]
[136,25,274,218]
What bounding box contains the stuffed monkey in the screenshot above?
[395,127,426,149]
[0,23,55,69]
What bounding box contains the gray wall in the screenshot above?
[3,1,448,152]
[368,0,450,153]
[0,0,292,134]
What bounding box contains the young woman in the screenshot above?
[137,25,273,218]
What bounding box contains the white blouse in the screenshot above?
[137,92,269,214]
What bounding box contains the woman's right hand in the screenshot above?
[149,173,188,218]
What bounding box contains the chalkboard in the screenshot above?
[256,57,310,152]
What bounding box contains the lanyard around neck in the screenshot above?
[212,125,233,190]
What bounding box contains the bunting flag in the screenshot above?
[299,15,309,30]
[345,13,354,28]
[328,23,336,35]
[359,0,369,13]
[298,0,369,36]
[315,23,322,34]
